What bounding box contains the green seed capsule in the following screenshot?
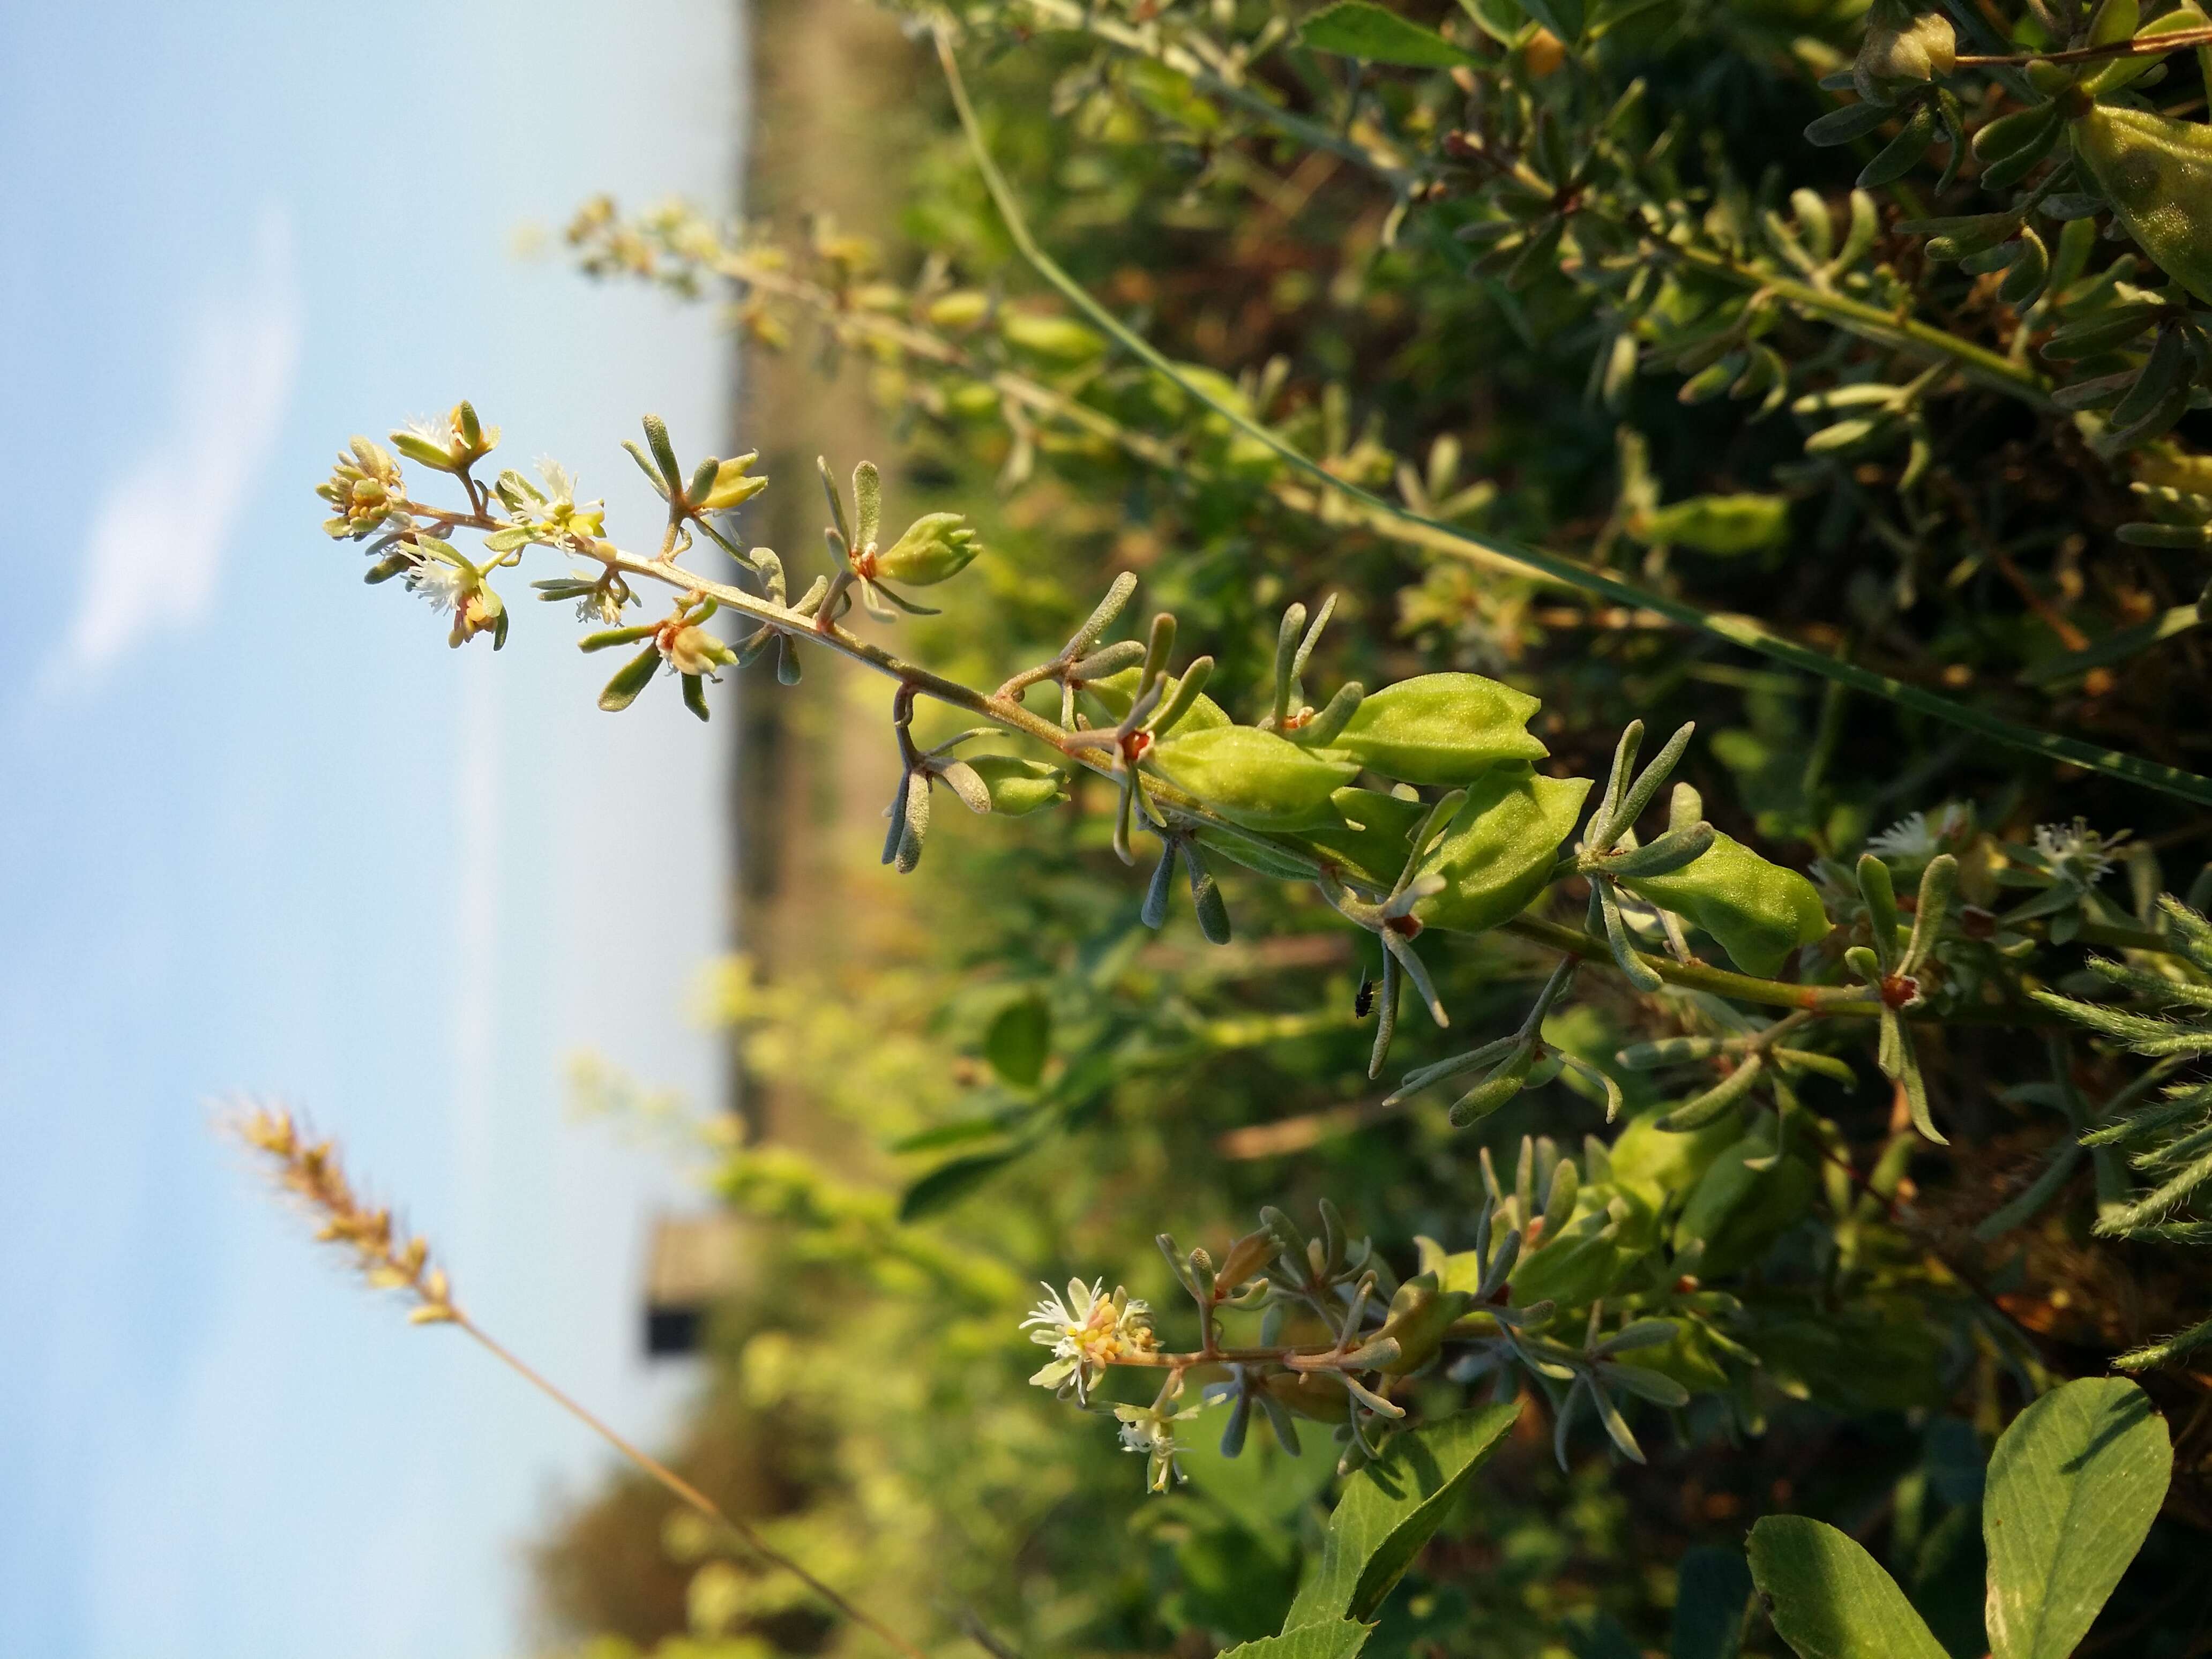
[924,289,992,331]
[1508,1206,1630,1310]
[873,512,982,586]
[1373,1275,1477,1374]
[1636,494,1791,556]
[1304,786,1433,885]
[1670,1129,1817,1275]
[1079,665,1230,732]
[964,755,1069,816]
[1410,764,1594,935]
[1327,672,1546,784]
[1150,726,1360,830]
[2072,104,2212,302]
[1606,1105,1743,1212]
[1618,832,1831,977]
[999,311,1105,364]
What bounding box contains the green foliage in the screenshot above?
[293,2,2212,1655]
[1750,1377,2173,1659]
[1981,1377,2172,1659]
[1748,1517,1953,1659]
[1282,1406,1520,1628]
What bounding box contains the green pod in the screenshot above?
[1637,494,1791,556]
[1409,765,1593,935]
[1507,1207,1629,1311]
[1619,832,1830,977]
[1080,665,1230,732]
[1670,1131,1818,1275]
[1606,1106,1743,1212]
[1149,726,1359,831]
[965,755,1069,816]
[2072,105,2212,302]
[873,512,981,586]
[1190,826,1317,881]
[1304,786,1432,884]
[998,311,1105,364]
[1373,1275,1477,1374]
[1327,672,1546,784]
[1972,102,2061,163]
[1630,1319,1736,1394]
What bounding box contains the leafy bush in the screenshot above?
[244,1,2212,1655]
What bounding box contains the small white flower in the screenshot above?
[2032,817,2125,885]
[1867,804,1969,863]
[1112,1401,1206,1493]
[406,555,472,615]
[1020,1277,1157,1403]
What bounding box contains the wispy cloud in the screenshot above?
[55,209,301,682]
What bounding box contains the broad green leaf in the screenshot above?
[1983,1377,2170,1659]
[1747,1516,1947,1659]
[985,995,1051,1087]
[1284,1403,1519,1628]
[1219,1619,1374,1659]
[1298,2,1477,68]
[1672,1545,1753,1659]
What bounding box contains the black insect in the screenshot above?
[1354,974,1376,1019]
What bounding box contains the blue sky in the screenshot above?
[0,3,748,1654]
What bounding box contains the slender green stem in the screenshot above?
[455,1314,933,1659]
[1665,246,2057,410]
[933,31,2212,810]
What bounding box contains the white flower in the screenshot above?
[1113,1400,1206,1493]
[406,555,472,615]
[1020,1277,1157,1403]
[2032,817,2125,886]
[1866,804,1968,863]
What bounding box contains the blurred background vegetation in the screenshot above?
[527,1,2212,1654]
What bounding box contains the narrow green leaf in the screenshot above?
[1747,1516,1947,1659]
[1299,2,1477,66]
[1983,1377,2171,1659]
[1284,1403,1520,1628]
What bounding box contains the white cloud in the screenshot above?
[56,208,301,680]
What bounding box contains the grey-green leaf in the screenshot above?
[1284,1403,1519,1628]
[1747,1516,1947,1659]
[1299,2,1477,67]
[1983,1377,2171,1659]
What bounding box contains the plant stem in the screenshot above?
[454,1313,933,1659]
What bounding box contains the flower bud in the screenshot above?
[925,289,992,331]
[1855,0,1954,100]
[999,311,1105,365]
[1411,765,1593,934]
[661,624,734,677]
[1328,672,1546,785]
[1150,727,1360,831]
[390,403,500,474]
[1618,832,1832,977]
[698,452,770,512]
[318,438,407,539]
[965,754,1070,816]
[873,512,982,586]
